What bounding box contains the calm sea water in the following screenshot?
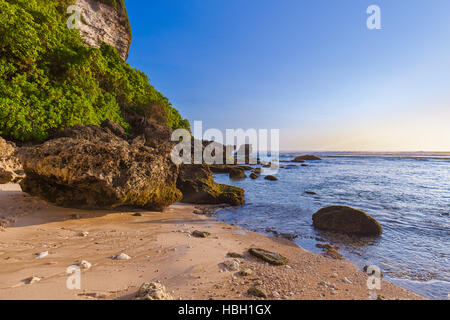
[213,152,450,299]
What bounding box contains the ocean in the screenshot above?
[213,152,450,299]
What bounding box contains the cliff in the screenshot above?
[76,0,132,60]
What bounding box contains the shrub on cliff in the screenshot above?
[0,0,189,142]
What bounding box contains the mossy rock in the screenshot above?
[229,168,246,180]
[177,165,245,206]
[312,206,382,236]
[248,248,288,266]
[250,172,259,179]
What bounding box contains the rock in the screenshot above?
[239,269,253,276]
[112,253,131,260]
[253,168,262,174]
[0,137,24,184]
[19,123,181,211]
[177,164,245,206]
[316,243,343,260]
[229,168,246,180]
[192,230,210,238]
[249,172,259,179]
[101,119,127,139]
[312,206,382,236]
[292,155,322,162]
[248,248,288,266]
[135,282,173,300]
[227,252,244,258]
[264,175,278,181]
[440,212,449,217]
[342,277,352,284]
[79,231,89,237]
[305,191,317,195]
[272,291,280,298]
[301,164,308,167]
[25,276,41,284]
[223,260,240,271]
[132,213,143,217]
[76,0,132,61]
[363,265,384,277]
[35,251,49,259]
[79,260,92,270]
[247,286,268,298]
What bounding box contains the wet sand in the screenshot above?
[0,184,423,300]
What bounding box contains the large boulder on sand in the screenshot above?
[0,137,24,184]
[18,123,182,210]
[177,164,245,206]
[312,206,382,236]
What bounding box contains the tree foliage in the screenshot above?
[0,0,190,142]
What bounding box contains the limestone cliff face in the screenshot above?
[76,0,131,60]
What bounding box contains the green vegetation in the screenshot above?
[0,0,189,142]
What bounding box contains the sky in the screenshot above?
[126,0,450,152]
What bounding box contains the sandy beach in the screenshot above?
[0,184,423,300]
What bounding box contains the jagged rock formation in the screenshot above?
[18,123,181,210]
[17,120,245,210]
[0,137,24,184]
[76,0,132,60]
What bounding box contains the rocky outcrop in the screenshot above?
[312,206,382,236]
[18,123,181,210]
[292,155,322,162]
[177,164,245,206]
[76,0,132,60]
[0,137,24,184]
[229,167,246,180]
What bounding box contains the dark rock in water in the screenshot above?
[264,175,278,181]
[440,212,449,217]
[248,248,289,265]
[278,233,297,241]
[312,206,382,236]
[209,165,252,174]
[305,191,316,195]
[192,230,210,238]
[19,123,182,211]
[247,286,268,298]
[177,164,245,206]
[316,243,343,260]
[0,137,24,184]
[253,168,262,174]
[229,167,246,180]
[301,164,308,167]
[238,166,254,171]
[292,155,321,162]
[363,265,384,277]
[250,172,259,179]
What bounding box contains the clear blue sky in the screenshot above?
[126,0,450,151]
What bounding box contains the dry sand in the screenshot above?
[0,184,423,300]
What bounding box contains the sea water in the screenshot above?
[213,152,450,299]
